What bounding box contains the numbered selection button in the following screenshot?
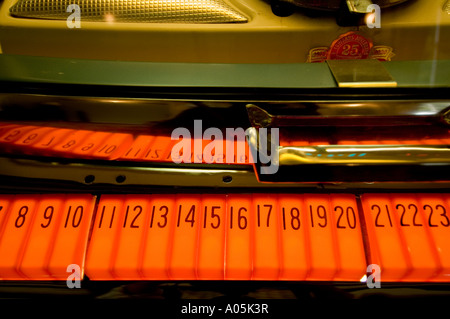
[197,195,226,280]
[0,196,39,279]
[278,195,309,280]
[19,195,66,280]
[169,195,201,280]
[46,195,95,279]
[70,131,112,158]
[330,194,366,281]
[117,135,155,161]
[0,126,37,145]
[140,195,176,280]
[418,194,450,282]
[112,195,150,279]
[252,194,280,280]
[361,194,416,281]
[390,194,440,281]
[85,195,125,279]
[91,133,134,160]
[225,195,253,280]
[13,127,59,153]
[30,128,74,154]
[142,136,173,162]
[51,130,92,156]
[303,195,338,281]
[0,195,95,280]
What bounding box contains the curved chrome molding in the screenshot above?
[279,144,450,165]
[246,102,450,127]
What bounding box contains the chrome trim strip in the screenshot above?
[246,102,450,127]
[279,144,450,165]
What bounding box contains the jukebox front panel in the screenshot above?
[0,0,449,303]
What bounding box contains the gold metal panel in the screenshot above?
[326,59,397,88]
[0,0,448,62]
[346,0,374,13]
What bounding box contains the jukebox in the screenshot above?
[0,0,449,303]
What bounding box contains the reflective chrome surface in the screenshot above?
[246,102,450,127]
[326,60,397,88]
[6,94,450,128]
[279,144,450,165]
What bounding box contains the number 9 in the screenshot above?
[41,206,54,228]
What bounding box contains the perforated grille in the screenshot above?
[9,0,248,23]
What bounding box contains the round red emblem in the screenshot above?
[327,31,373,60]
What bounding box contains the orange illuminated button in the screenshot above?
[0,126,38,151]
[85,195,125,279]
[117,135,154,161]
[252,194,280,280]
[199,138,212,163]
[401,139,422,145]
[190,137,203,164]
[390,194,441,281]
[235,138,250,164]
[51,130,92,155]
[70,131,112,158]
[213,140,228,164]
[162,139,179,162]
[169,195,201,280]
[224,130,250,164]
[379,139,400,145]
[308,138,329,146]
[13,127,58,151]
[19,195,66,280]
[201,139,227,164]
[361,194,410,281]
[337,140,358,145]
[140,195,176,280]
[168,136,191,164]
[46,195,95,279]
[278,195,309,280]
[197,195,226,280]
[418,194,450,282]
[30,128,74,154]
[225,195,253,280]
[192,137,224,164]
[0,195,14,238]
[359,140,379,145]
[288,139,310,146]
[0,125,30,143]
[91,133,134,160]
[111,195,150,280]
[0,196,39,279]
[330,194,366,281]
[142,136,173,162]
[422,139,444,145]
[303,195,338,281]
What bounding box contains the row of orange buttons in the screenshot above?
[0,193,449,282]
[0,124,251,164]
